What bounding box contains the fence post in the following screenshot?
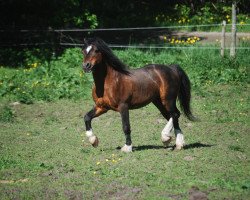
[230,1,237,58]
[221,20,226,57]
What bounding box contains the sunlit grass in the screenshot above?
[0,84,249,199]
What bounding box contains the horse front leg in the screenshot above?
[119,104,132,153]
[84,106,107,147]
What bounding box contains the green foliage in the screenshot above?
[0,105,14,122]
[0,48,52,68]
[0,48,92,103]
[116,48,249,87]
[1,1,249,31]
[0,46,249,103]
[1,0,98,29]
[154,3,249,31]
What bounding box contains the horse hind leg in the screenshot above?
[153,99,173,147]
[171,109,185,150]
[119,103,132,153]
[161,117,174,147]
[156,98,185,150]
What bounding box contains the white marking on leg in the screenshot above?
[86,129,94,137]
[85,129,99,147]
[121,144,132,153]
[175,129,185,150]
[161,118,174,141]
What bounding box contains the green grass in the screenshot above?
[0,84,249,199]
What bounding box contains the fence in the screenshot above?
[56,23,250,58]
[0,23,250,56]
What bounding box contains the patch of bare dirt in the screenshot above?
[94,182,141,200]
[189,186,208,200]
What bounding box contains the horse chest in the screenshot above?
[93,92,118,110]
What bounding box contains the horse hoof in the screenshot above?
[162,136,172,147]
[121,144,132,153]
[89,136,99,148]
[175,144,183,150]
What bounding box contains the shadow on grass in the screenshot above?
[117,142,215,151]
[184,142,215,149]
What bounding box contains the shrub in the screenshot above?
[0,105,14,122]
[0,46,249,103]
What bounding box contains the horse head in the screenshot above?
[82,39,103,73]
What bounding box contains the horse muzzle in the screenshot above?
[83,62,93,73]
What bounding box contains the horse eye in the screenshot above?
[95,49,100,53]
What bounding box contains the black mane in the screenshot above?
[84,38,130,75]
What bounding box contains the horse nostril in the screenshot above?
[86,63,91,69]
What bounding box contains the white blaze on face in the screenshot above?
[86,45,92,54]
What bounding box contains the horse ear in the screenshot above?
[83,38,88,52]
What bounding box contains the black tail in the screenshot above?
[176,66,196,121]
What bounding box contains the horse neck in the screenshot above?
[92,62,120,97]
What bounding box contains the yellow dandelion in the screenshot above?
[163,36,167,41]
[96,161,101,165]
[105,159,109,162]
[93,171,97,175]
[226,15,230,19]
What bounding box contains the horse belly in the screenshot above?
[129,87,158,109]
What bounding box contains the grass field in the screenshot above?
[0,83,249,200]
